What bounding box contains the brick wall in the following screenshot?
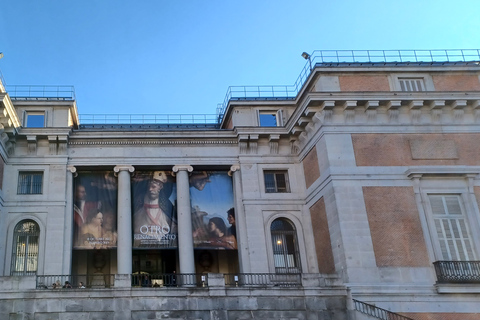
[303,146,320,189]
[432,74,480,91]
[309,197,335,273]
[402,313,480,320]
[353,133,480,166]
[363,186,430,267]
[338,75,390,91]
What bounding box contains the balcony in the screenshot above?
[433,261,480,284]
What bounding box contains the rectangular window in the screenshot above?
[264,170,290,193]
[259,110,282,127]
[17,172,43,194]
[429,194,476,261]
[398,78,425,92]
[25,112,45,128]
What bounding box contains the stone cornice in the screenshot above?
[69,139,237,146]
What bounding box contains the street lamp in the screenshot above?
[301,52,312,71]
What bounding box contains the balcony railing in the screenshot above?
[353,299,415,320]
[224,273,301,287]
[36,274,114,289]
[433,260,480,283]
[131,273,206,287]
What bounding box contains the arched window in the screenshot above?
[11,220,40,276]
[270,218,301,273]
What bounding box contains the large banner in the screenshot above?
[73,172,118,249]
[190,171,236,250]
[132,171,177,249]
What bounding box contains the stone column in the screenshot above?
[63,165,76,275]
[114,165,135,275]
[172,165,195,275]
[229,165,250,273]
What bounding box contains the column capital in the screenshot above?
[67,166,77,174]
[228,165,240,176]
[113,165,135,174]
[172,165,194,173]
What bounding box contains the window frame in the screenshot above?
[270,218,302,274]
[424,193,478,261]
[263,170,290,193]
[24,111,46,128]
[398,77,426,92]
[17,171,44,195]
[11,220,40,276]
[258,110,283,127]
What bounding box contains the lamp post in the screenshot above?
[301,52,312,71]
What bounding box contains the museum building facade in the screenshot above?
[1,50,480,319]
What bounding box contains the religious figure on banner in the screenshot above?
[133,171,177,248]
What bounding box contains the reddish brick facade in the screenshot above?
[353,133,480,166]
[432,74,480,91]
[339,75,390,91]
[403,313,480,320]
[309,197,335,273]
[303,146,320,189]
[363,186,430,267]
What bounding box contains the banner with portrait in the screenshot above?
[190,171,236,250]
[132,171,177,249]
[73,171,118,249]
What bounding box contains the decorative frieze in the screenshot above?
[69,139,237,146]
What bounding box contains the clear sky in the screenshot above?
[1,0,479,116]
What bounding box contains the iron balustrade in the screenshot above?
[353,299,414,320]
[131,273,207,288]
[224,273,302,287]
[6,85,75,101]
[79,114,219,125]
[433,261,480,283]
[36,274,114,289]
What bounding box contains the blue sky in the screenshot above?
[1,0,479,116]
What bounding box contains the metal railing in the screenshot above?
[224,273,302,287]
[131,273,207,287]
[433,261,480,283]
[6,85,75,101]
[79,114,218,125]
[353,299,415,320]
[216,49,480,119]
[36,274,114,289]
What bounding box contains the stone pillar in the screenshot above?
[63,165,76,275]
[172,165,195,275]
[114,165,135,275]
[229,165,250,273]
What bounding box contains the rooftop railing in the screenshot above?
[79,113,219,125]
[6,85,75,101]
[216,49,480,119]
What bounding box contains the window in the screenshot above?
[398,78,425,92]
[17,172,43,194]
[25,112,45,128]
[259,110,282,127]
[270,218,301,273]
[11,220,40,276]
[264,170,290,193]
[429,194,476,261]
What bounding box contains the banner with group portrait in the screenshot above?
[189,171,236,250]
[73,171,118,249]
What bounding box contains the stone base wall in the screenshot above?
[1,287,349,320]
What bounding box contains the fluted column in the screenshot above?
[114,165,135,274]
[172,165,195,274]
[63,165,77,274]
[229,165,250,273]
